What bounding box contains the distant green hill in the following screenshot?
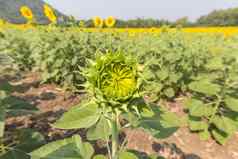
[0,0,67,24]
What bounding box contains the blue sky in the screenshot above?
[44,0,238,21]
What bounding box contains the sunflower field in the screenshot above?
[0,5,238,159]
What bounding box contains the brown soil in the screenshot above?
[2,72,238,159]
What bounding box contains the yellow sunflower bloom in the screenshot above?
[20,6,34,21]
[0,19,5,26]
[105,16,116,28]
[93,16,104,28]
[43,4,57,23]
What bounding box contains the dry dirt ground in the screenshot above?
[2,72,238,159]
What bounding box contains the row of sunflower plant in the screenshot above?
[1,4,117,28]
[93,16,116,28]
[0,26,238,158]
[20,4,57,24]
[1,12,238,37]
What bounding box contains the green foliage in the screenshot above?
[87,116,111,141]
[188,80,221,96]
[140,31,211,100]
[1,129,45,159]
[0,80,41,158]
[118,151,138,159]
[30,135,94,159]
[138,107,180,139]
[184,47,238,144]
[1,27,238,159]
[33,29,94,89]
[0,29,36,70]
[54,102,100,129]
[93,155,107,159]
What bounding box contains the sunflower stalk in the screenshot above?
[111,110,119,159]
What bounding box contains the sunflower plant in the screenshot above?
[184,51,238,145]
[28,52,178,159]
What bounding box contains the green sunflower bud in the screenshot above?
[87,52,138,102]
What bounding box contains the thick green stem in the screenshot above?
[111,112,119,159]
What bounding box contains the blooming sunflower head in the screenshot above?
[87,52,138,102]
[0,19,5,26]
[43,4,57,23]
[93,16,104,28]
[105,16,116,28]
[20,6,34,21]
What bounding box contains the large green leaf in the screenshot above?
[199,129,210,141]
[122,112,140,127]
[1,129,45,159]
[189,119,208,131]
[188,80,220,96]
[3,96,36,110]
[164,88,175,98]
[119,151,138,159]
[0,81,13,93]
[184,98,201,109]
[224,96,238,112]
[30,135,94,159]
[187,99,205,117]
[15,129,45,152]
[87,116,111,141]
[223,111,238,128]
[185,98,215,117]
[54,102,100,129]
[73,135,94,159]
[3,96,38,117]
[205,57,224,70]
[156,69,169,81]
[160,110,181,128]
[93,155,107,159]
[139,116,177,139]
[211,129,229,145]
[211,115,237,135]
[0,150,29,159]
